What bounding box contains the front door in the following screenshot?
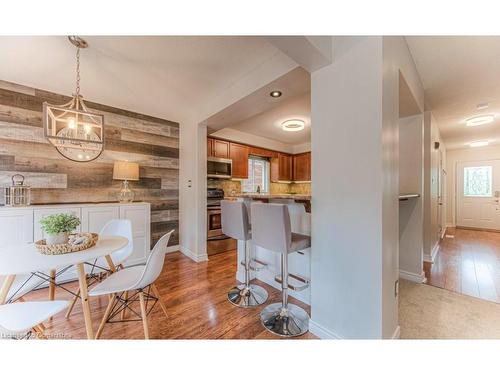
[456,160,500,230]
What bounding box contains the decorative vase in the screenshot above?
[46,232,69,245]
[118,180,134,203]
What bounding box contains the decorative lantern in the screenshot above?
[43,36,104,162]
[4,174,31,207]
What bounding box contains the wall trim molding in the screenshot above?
[423,242,440,263]
[309,320,343,339]
[399,269,426,283]
[167,245,180,253]
[181,248,208,263]
[391,325,401,339]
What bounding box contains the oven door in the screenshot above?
[207,207,223,238]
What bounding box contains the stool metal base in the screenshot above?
[227,284,268,308]
[260,303,309,337]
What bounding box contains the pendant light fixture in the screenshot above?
[43,36,104,162]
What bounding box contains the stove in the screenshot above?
[206,188,235,255]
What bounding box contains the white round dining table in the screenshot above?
[0,236,128,339]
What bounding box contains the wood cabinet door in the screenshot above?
[213,139,230,159]
[293,152,311,182]
[207,138,213,157]
[230,143,249,179]
[279,154,293,181]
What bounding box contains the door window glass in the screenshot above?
[464,166,492,197]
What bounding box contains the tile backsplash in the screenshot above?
[208,179,310,197]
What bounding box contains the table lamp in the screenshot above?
[113,161,139,203]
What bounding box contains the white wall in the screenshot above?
[446,144,500,226]
[310,36,424,339]
[423,112,446,261]
[399,115,424,281]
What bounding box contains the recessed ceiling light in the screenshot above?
[282,119,305,132]
[270,90,282,98]
[470,141,489,148]
[466,114,495,127]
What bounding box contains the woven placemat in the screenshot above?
[35,233,98,255]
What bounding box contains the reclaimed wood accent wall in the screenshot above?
[0,81,179,246]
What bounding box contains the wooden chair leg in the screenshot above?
[120,291,129,320]
[65,287,81,318]
[138,291,149,339]
[95,293,115,339]
[151,283,168,318]
[33,325,47,339]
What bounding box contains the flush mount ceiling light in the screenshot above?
[281,119,305,132]
[43,36,104,162]
[270,90,282,98]
[470,141,490,148]
[465,114,495,127]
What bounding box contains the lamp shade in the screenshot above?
[113,161,139,181]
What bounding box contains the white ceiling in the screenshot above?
[205,67,311,145]
[406,36,500,150]
[229,92,310,145]
[0,36,290,123]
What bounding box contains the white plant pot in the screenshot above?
[46,232,69,245]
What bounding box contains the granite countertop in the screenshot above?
[232,193,311,200]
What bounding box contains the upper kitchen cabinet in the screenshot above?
[207,138,213,157]
[271,153,293,182]
[229,142,249,179]
[213,139,230,158]
[249,146,278,159]
[293,152,311,182]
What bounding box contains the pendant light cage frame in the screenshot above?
[42,36,105,162]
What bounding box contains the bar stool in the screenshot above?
[221,200,268,307]
[251,202,311,337]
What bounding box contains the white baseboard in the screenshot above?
[391,325,401,339]
[309,320,343,339]
[423,241,440,263]
[181,248,208,263]
[399,269,426,283]
[167,245,180,253]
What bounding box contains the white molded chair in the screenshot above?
[0,300,69,339]
[0,274,46,304]
[66,219,133,317]
[89,230,174,339]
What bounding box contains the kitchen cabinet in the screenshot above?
[229,142,249,179]
[212,139,230,158]
[293,152,311,182]
[207,138,213,157]
[271,153,293,182]
[249,146,278,159]
[207,138,230,159]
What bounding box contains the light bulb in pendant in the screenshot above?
[67,118,77,129]
[84,124,92,134]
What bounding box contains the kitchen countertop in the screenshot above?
[232,193,311,201]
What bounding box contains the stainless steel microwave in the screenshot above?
[207,157,232,179]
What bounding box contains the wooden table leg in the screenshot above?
[104,255,117,273]
[76,263,94,339]
[0,275,15,305]
[48,269,56,300]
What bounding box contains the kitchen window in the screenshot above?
[241,156,269,193]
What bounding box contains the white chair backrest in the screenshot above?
[221,200,250,241]
[135,230,174,290]
[287,203,308,235]
[99,219,133,264]
[250,203,291,254]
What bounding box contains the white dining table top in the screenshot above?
[0,236,128,276]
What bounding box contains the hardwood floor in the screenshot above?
[424,228,500,303]
[25,250,315,339]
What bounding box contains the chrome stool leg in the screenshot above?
[227,240,268,307]
[260,253,309,336]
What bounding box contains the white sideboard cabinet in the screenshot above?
[0,202,151,282]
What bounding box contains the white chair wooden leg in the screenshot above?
[138,291,149,339]
[65,288,81,318]
[95,293,115,339]
[151,283,168,318]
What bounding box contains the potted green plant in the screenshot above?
[40,213,81,245]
